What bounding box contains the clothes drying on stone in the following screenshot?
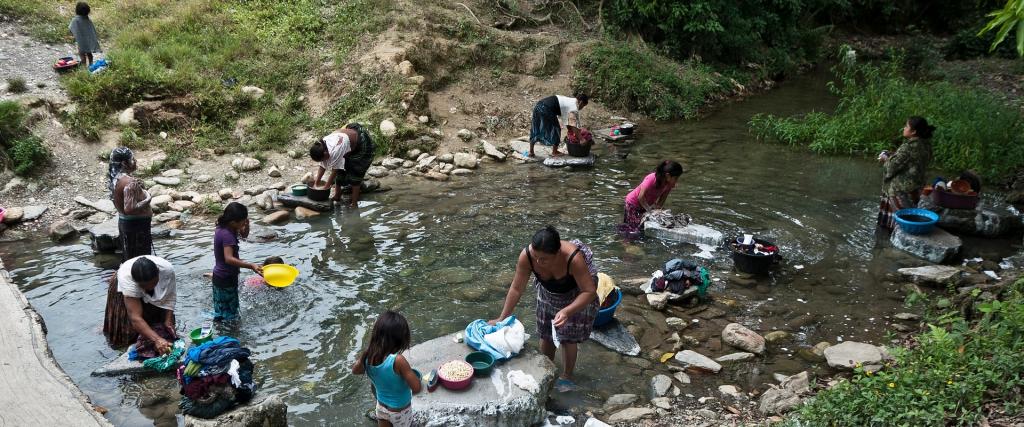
[142,340,186,372]
[177,336,256,419]
[651,258,710,297]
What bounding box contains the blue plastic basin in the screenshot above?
[894,208,939,235]
[593,288,622,327]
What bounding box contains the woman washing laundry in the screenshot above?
[528,94,589,157]
[622,160,684,231]
[877,116,934,230]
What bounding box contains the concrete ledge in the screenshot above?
[405,333,557,427]
[184,393,287,427]
[0,259,112,426]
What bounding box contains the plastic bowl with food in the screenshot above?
[437,360,474,390]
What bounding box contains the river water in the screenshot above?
[2,71,1017,426]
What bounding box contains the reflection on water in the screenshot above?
[2,71,1017,425]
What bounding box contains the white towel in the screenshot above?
[483,319,527,358]
[507,370,539,394]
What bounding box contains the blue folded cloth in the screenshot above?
[465,316,519,361]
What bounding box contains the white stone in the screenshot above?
[823,341,883,370]
[481,140,506,161]
[379,119,397,137]
[897,265,963,285]
[722,323,766,354]
[117,107,137,126]
[268,166,281,177]
[418,115,429,123]
[718,385,742,399]
[715,352,756,364]
[454,152,478,169]
[153,176,181,186]
[450,168,473,176]
[603,394,638,412]
[673,371,691,384]
[646,292,669,310]
[225,171,239,181]
[240,85,265,98]
[161,169,183,177]
[395,60,415,76]
[22,205,47,221]
[150,195,173,211]
[457,128,474,141]
[194,174,212,183]
[673,350,721,373]
[382,157,404,169]
[218,189,233,200]
[367,166,389,178]
[666,317,687,330]
[231,157,262,172]
[651,397,672,410]
[650,374,672,397]
[608,407,655,424]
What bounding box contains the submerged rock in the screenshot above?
[184,394,287,427]
[405,333,556,427]
[589,319,641,356]
[603,394,638,412]
[897,265,963,286]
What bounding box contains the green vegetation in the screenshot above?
[6,77,28,94]
[978,0,1024,56]
[750,48,1024,182]
[573,40,732,120]
[788,278,1024,426]
[0,101,51,176]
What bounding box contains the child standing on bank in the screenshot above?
[352,311,422,427]
[212,202,262,320]
[69,2,101,67]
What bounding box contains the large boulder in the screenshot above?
[89,217,120,253]
[722,323,765,354]
[454,153,479,169]
[184,394,287,427]
[823,341,883,370]
[920,196,1022,237]
[49,221,76,242]
[405,333,556,427]
[73,196,117,215]
[758,387,802,415]
[890,227,961,264]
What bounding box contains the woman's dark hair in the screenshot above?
[130,257,159,284]
[75,2,90,16]
[575,94,589,107]
[217,202,248,228]
[907,116,936,139]
[654,160,684,188]
[531,225,561,254]
[263,256,284,266]
[958,170,982,193]
[363,310,411,366]
[309,140,327,162]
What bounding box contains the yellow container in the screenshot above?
[262,264,299,288]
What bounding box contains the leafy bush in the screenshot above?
[750,48,1024,182]
[6,77,27,94]
[572,40,731,120]
[788,279,1024,425]
[605,0,823,72]
[10,136,50,175]
[0,101,27,144]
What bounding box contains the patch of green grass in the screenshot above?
[313,71,416,155]
[787,278,1024,426]
[0,100,27,143]
[10,135,50,175]
[6,77,28,94]
[572,39,732,120]
[0,101,50,175]
[750,48,1024,183]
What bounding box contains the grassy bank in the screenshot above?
[0,101,50,176]
[787,277,1024,425]
[750,49,1024,182]
[3,0,396,157]
[572,40,735,120]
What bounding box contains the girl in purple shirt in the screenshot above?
[212,202,263,320]
[623,160,684,230]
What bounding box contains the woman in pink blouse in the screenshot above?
[623,160,684,230]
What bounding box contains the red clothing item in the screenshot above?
[625,173,675,207]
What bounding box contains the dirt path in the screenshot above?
[0,20,78,100]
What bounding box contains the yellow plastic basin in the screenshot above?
[262,264,299,288]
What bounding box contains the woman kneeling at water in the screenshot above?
[115,256,178,355]
[622,160,684,231]
[490,226,599,391]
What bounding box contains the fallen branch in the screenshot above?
[455,2,482,26]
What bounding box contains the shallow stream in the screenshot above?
[3,71,1018,425]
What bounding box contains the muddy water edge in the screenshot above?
[2,69,1020,425]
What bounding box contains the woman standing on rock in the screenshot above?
[309,123,376,208]
[490,226,599,392]
[104,147,154,346]
[877,116,934,230]
[529,94,588,157]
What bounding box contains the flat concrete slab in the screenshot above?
[509,139,551,162]
[891,227,961,264]
[0,261,111,425]
[644,221,724,247]
[405,333,557,427]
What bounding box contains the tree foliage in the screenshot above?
[978,0,1024,56]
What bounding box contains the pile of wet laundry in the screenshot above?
[651,258,710,298]
[177,336,257,419]
[643,209,692,229]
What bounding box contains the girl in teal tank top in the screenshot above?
[352,311,422,426]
